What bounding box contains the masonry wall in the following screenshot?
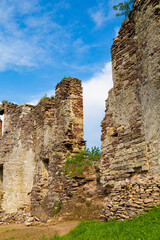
[101,0,160,187]
[0,77,84,219]
[0,102,36,213]
[30,78,85,220]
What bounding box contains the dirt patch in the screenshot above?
[0,221,79,240]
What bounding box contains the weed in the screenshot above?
[39,94,55,103]
[73,79,77,84]
[51,235,61,240]
[86,160,92,166]
[42,234,48,240]
[11,229,16,231]
[61,76,71,82]
[39,94,50,103]
[85,146,101,161]
[51,95,55,100]
[64,151,86,178]
[53,201,62,215]
[5,229,10,232]
[64,147,100,178]
[58,171,61,176]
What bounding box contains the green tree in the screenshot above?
[113,0,134,17]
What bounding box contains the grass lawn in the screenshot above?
[44,205,160,240]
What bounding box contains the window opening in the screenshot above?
[0,164,3,183]
[42,159,49,171]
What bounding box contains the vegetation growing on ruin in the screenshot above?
[52,201,62,215]
[64,151,91,178]
[64,147,101,178]
[46,205,160,240]
[39,94,55,103]
[50,95,55,100]
[113,0,134,17]
[85,146,101,162]
[61,76,71,82]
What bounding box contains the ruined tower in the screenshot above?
[100,0,160,221]
[101,0,160,186]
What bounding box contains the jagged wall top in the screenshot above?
[101,0,160,186]
[0,77,85,215]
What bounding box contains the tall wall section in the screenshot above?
[0,77,84,220]
[0,102,36,213]
[101,0,160,187]
[31,77,85,220]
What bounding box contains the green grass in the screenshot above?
[47,205,160,240]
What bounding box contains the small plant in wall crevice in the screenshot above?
[52,201,62,215]
[64,146,101,178]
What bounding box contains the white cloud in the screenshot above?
[89,9,107,28]
[83,62,113,148]
[88,0,123,28]
[28,89,55,106]
[114,26,120,37]
[0,0,73,71]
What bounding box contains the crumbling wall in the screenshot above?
[0,119,2,139]
[101,0,160,187]
[29,98,55,221]
[0,77,84,220]
[101,174,160,221]
[31,78,85,220]
[0,102,36,213]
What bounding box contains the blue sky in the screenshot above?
[0,0,124,148]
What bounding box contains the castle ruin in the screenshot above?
[0,78,85,221]
[101,0,160,186]
[0,0,159,223]
[100,0,160,220]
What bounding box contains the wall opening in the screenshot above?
[0,164,3,207]
[42,159,49,172]
[0,164,3,183]
[0,114,4,138]
[41,158,49,182]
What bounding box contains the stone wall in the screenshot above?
[101,0,160,187]
[0,102,36,213]
[100,0,160,221]
[101,174,160,221]
[0,0,159,223]
[31,78,85,220]
[0,119,2,139]
[0,77,84,220]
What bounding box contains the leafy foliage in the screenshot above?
[85,146,101,161]
[61,76,71,82]
[52,201,62,215]
[39,94,55,103]
[64,147,101,178]
[49,205,160,239]
[50,95,55,100]
[64,151,87,177]
[113,0,134,17]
